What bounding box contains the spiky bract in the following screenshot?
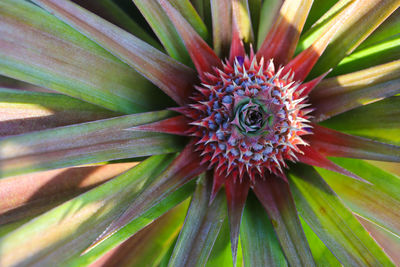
[181,55,313,181]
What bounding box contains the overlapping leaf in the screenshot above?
[0,111,183,178]
[317,158,400,238]
[32,0,197,105]
[307,0,400,77]
[321,96,400,145]
[0,163,135,224]
[168,175,227,266]
[78,200,190,267]
[332,35,400,75]
[0,155,194,266]
[299,216,341,267]
[357,215,400,265]
[132,0,190,63]
[240,192,287,267]
[289,164,394,266]
[253,175,315,267]
[0,88,119,136]
[311,60,400,121]
[257,0,313,65]
[72,0,162,48]
[211,0,232,57]
[0,0,166,114]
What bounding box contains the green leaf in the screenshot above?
[106,202,187,266]
[191,0,213,32]
[72,0,162,49]
[168,175,228,266]
[253,175,315,267]
[83,205,184,266]
[0,76,45,91]
[0,155,190,266]
[0,0,165,114]
[317,158,400,238]
[289,164,394,266]
[240,192,287,267]
[206,217,239,267]
[311,60,400,121]
[321,96,400,145]
[87,140,206,250]
[168,0,209,40]
[248,0,262,45]
[356,8,400,50]
[299,216,341,267]
[0,163,135,225]
[71,193,192,267]
[159,236,179,267]
[257,0,313,65]
[232,0,254,44]
[256,0,282,49]
[302,0,338,33]
[331,35,400,76]
[295,0,353,55]
[0,110,183,178]
[308,0,400,77]
[0,88,119,136]
[0,217,32,238]
[132,0,191,63]
[32,0,197,106]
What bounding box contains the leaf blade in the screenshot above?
[240,192,288,267]
[0,155,190,266]
[311,59,400,121]
[0,88,119,137]
[168,174,227,266]
[32,0,197,105]
[257,0,313,66]
[289,164,394,266]
[318,158,400,238]
[321,96,400,145]
[0,111,183,178]
[0,0,165,114]
[0,163,135,225]
[253,174,315,267]
[308,0,400,77]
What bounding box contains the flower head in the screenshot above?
[185,55,311,179]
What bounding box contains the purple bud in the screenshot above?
[222,95,232,104]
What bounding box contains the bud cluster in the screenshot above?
[181,55,312,181]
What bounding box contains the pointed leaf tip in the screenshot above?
[285,1,356,81]
[229,23,246,63]
[225,176,250,265]
[297,145,370,184]
[309,124,400,163]
[210,171,227,204]
[159,0,222,77]
[253,173,316,267]
[298,70,331,98]
[257,0,313,65]
[126,115,191,136]
[31,0,197,105]
[84,140,206,251]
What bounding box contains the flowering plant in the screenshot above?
[0,0,400,266]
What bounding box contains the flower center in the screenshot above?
[184,56,311,180]
[234,99,273,134]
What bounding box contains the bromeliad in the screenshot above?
[0,0,400,266]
